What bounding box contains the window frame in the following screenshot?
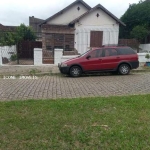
[117,47,136,55]
[103,48,118,57]
[88,49,104,59]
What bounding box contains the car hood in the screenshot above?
[63,56,81,64]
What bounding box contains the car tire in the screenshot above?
[70,66,82,77]
[118,64,130,75]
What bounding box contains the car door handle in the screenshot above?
[116,57,120,59]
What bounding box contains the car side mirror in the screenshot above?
[86,55,91,59]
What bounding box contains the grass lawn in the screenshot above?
[1,95,150,150]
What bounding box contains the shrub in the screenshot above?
[10,54,17,61]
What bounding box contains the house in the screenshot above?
[29,0,125,64]
[0,24,17,32]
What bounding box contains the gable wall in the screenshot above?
[47,3,88,25]
[75,9,117,27]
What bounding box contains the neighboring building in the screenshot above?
[29,16,44,41]
[29,16,44,33]
[0,24,17,32]
[30,0,125,64]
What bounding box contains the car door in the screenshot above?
[81,49,103,71]
[100,48,120,70]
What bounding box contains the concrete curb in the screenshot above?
[0,69,150,78]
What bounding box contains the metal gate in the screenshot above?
[42,33,75,64]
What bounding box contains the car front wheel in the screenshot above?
[70,66,82,77]
[118,64,130,75]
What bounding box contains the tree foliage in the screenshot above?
[130,25,149,41]
[15,24,36,43]
[0,24,36,46]
[119,0,150,41]
[0,32,16,46]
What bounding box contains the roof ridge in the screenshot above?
[39,0,91,26]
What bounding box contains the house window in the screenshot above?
[77,6,80,11]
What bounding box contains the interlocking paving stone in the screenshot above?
[0,73,150,101]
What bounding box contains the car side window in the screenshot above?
[117,47,136,55]
[104,49,118,57]
[89,49,103,58]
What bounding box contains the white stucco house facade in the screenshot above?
[33,0,125,64]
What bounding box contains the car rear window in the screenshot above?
[117,47,136,55]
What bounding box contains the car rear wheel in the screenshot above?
[119,64,130,75]
[70,66,82,77]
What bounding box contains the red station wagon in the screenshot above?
[58,46,139,77]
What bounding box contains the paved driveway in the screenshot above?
[0,73,150,101]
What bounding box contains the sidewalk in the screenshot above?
[0,65,59,76]
[0,63,149,76]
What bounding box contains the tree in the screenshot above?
[15,24,36,43]
[130,25,149,41]
[0,24,36,46]
[119,0,150,41]
[0,32,16,46]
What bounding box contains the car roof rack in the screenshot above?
[102,44,126,47]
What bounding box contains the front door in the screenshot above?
[90,31,103,47]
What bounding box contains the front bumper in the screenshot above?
[58,63,70,74]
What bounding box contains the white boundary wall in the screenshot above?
[0,45,16,60]
[0,48,2,65]
[54,49,63,65]
[34,48,43,65]
[139,44,150,52]
[138,53,150,62]
[1,48,73,66]
[2,48,148,66]
[54,49,80,64]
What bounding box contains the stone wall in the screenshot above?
[42,24,75,51]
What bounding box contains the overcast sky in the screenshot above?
[0,0,140,26]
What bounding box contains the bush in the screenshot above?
[145,53,150,59]
[10,54,17,61]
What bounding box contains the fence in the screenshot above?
[0,41,42,65]
[0,45,16,64]
[118,39,139,48]
[0,31,42,65]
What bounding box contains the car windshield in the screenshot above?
[79,50,91,57]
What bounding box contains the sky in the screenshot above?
[0,0,140,26]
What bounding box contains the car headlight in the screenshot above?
[61,63,68,67]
